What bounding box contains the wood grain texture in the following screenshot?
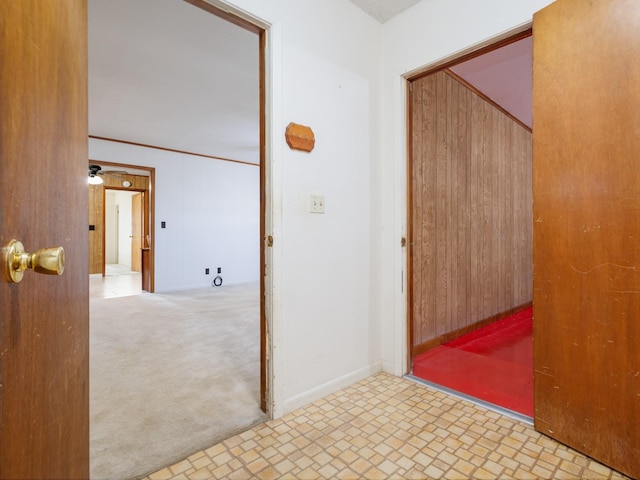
[0,1,89,477]
[285,122,315,152]
[533,0,640,476]
[100,172,150,190]
[258,30,267,413]
[182,0,262,35]
[89,184,105,274]
[409,70,532,354]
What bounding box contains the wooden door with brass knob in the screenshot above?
[0,1,89,478]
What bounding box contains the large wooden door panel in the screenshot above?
[533,0,640,476]
[0,1,89,478]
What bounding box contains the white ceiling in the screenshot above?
[88,0,260,164]
[88,1,531,169]
[348,0,422,23]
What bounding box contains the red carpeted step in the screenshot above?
[413,307,533,417]
[446,307,532,366]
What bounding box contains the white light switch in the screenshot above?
[309,194,325,214]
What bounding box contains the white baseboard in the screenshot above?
[154,280,258,293]
[282,362,383,415]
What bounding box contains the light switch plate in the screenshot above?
[310,194,325,214]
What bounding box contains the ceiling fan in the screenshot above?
[88,164,130,185]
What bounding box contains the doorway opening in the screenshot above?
[105,190,141,274]
[87,1,269,478]
[89,160,154,298]
[406,29,533,419]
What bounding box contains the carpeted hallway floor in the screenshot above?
[90,276,266,480]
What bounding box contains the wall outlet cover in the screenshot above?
[310,194,325,214]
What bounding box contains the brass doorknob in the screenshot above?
[3,239,65,283]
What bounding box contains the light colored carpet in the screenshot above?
[90,282,266,480]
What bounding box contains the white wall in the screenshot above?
[107,190,136,267]
[105,191,118,264]
[377,0,556,376]
[115,0,556,419]
[89,138,260,291]
[115,191,134,267]
[105,190,136,266]
[217,0,383,415]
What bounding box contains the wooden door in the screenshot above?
[131,193,143,272]
[0,1,89,479]
[533,0,640,476]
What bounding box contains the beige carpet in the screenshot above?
[90,283,266,480]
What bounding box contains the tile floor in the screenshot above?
[143,373,628,480]
[90,264,142,299]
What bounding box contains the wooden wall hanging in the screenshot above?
[285,122,315,152]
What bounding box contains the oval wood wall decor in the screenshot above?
[285,122,315,152]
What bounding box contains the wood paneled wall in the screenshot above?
[89,183,104,274]
[88,173,149,274]
[409,70,532,355]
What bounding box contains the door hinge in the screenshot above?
[266,235,273,247]
[401,237,406,247]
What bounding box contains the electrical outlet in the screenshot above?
[309,194,325,214]
[205,268,210,275]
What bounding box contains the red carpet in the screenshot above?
[413,307,533,417]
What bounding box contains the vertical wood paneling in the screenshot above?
[482,102,494,319]
[469,93,481,320]
[447,75,457,335]
[435,72,448,337]
[423,79,437,342]
[409,81,421,343]
[409,70,532,353]
[89,184,104,274]
[454,82,467,329]
[413,77,438,342]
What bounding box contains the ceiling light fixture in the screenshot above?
[88,174,103,185]
[88,164,104,185]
